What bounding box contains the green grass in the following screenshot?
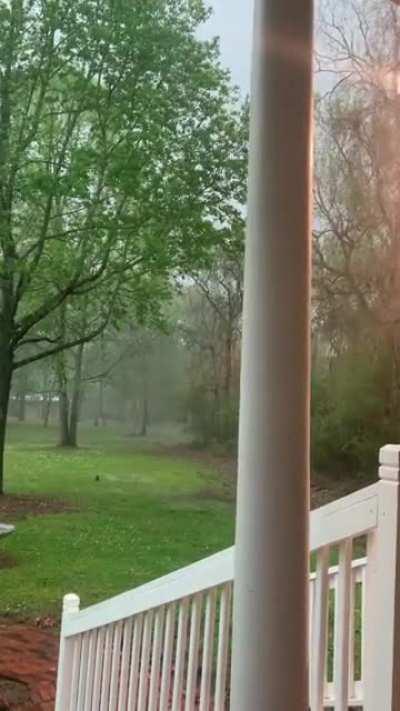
[0,422,235,619]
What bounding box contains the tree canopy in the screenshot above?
[0,0,248,491]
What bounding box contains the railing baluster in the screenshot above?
[117,618,134,711]
[309,577,314,698]
[324,571,336,705]
[137,610,154,711]
[100,624,114,711]
[159,603,176,710]
[185,594,203,711]
[311,546,330,711]
[77,632,89,710]
[83,630,97,711]
[109,620,123,710]
[334,539,353,711]
[149,606,166,711]
[70,634,83,711]
[127,614,144,710]
[361,561,366,695]
[91,627,105,711]
[199,589,217,711]
[172,598,189,711]
[348,567,356,704]
[214,583,232,711]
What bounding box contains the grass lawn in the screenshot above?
[0,422,235,619]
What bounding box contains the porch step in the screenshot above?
[0,624,58,710]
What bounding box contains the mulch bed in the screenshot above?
[0,496,75,523]
[0,495,63,707]
[0,624,59,710]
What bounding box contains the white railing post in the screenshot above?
[55,593,80,711]
[364,445,400,711]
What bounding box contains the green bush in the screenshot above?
[312,350,400,480]
[188,387,239,447]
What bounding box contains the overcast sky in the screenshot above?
[198,1,254,96]
[199,3,328,97]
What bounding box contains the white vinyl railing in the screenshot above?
[55,444,400,710]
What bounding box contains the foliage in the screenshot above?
[0,0,248,489]
[311,0,400,478]
[0,0,246,368]
[187,385,239,450]
[311,350,400,478]
[180,241,243,447]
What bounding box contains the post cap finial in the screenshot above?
[62,593,80,614]
[379,444,400,481]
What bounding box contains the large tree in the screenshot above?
[180,233,244,444]
[314,0,400,349]
[311,0,400,471]
[0,0,246,492]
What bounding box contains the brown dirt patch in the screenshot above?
[174,445,237,480]
[0,495,76,523]
[311,473,363,509]
[156,443,362,508]
[0,623,58,710]
[157,443,236,477]
[156,444,237,501]
[0,552,18,570]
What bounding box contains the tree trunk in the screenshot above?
[96,379,106,426]
[67,343,84,447]
[224,331,233,399]
[58,389,71,446]
[56,357,75,447]
[42,394,52,427]
[55,306,74,446]
[0,350,13,495]
[68,403,79,446]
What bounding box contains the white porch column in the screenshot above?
[230,1,314,709]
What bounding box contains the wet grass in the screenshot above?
[0,422,235,619]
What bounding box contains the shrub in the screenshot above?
[312,350,399,480]
[187,387,239,447]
